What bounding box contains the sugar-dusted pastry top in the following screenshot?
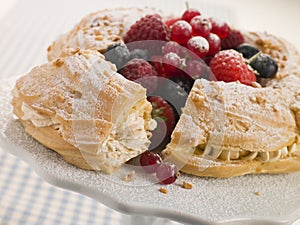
[47,7,161,61]
[243,31,300,79]
[12,49,155,173]
[163,79,300,177]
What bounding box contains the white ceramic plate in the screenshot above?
[1,77,300,225]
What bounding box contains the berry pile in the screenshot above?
[103,6,280,185]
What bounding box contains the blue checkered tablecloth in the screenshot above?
[0,148,124,225]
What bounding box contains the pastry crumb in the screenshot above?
[255,191,262,196]
[122,171,135,182]
[54,58,64,67]
[182,181,193,189]
[159,187,168,194]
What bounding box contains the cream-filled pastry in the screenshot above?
[162,79,300,178]
[12,49,155,173]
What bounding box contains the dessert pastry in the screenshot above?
[162,79,300,178]
[13,6,300,180]
[47,7,160,61]
[12,49,155,174]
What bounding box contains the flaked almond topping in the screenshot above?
[71,48,81,55]
[95,35,104,41]
[182,181,193,189]
[251,82,262,88]
[255,191,262,196]
[122,171,135,182]
[54,58,64,67]
[159,187,168,194]
[110,35,121,42]
[47,45,51,51]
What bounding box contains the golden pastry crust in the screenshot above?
[12,49,154,173]
[47,7,161,61]
[243,31,300,79]
[162,79,300,178]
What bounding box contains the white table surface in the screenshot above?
[0,0,299,224]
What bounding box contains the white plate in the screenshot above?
[1,77,300,225]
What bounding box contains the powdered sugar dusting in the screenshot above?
[1,78,300,224]
[47,7,162,61]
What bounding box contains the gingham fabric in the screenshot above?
[0,149,123,225]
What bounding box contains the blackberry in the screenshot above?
[128,49,150,61]
[104,43,130,70]
[250,53,278,78]
[236,44,260,59]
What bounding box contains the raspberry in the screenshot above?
[221,29,245,50]
[123,14,169,43]
[190,16,212,37]
[182,8,201,23]
[186,36,209,59]
[119,59,158,93]
[209,17,230,39]
[210,49,256,85]
[170,20,192,45]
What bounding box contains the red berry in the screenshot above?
[165,17,181,27]
[151,55,167,77]
[187,36,209,58]
[170,20,192,45]
[185,59,206,80]
[156,162,179,185]
[209,17,230,39]
[163,41,185,57]
[206,33,221,56]
[210,49,256,85]
[124,14,169,43]
[221,29,245,50]
[119,59,158,93]
[148,96,176,137]
[190,16,212,37]
[140,150,162,173]
[162,52,182,76]
[182,8,201,23]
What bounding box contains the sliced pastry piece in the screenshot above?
[162,79,300,178]
[12,49,155,174]
[47,7,160,61]
[243,31,300,79]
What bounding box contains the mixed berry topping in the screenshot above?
[236,43,260,59]
[103,6,280,185]
[210,49,257,85]
[170,20,193,45]
[124,14,169,43]
[249,53,278,78]
[221,29,245,50]
[118,58,158,94]
[104,43,130,70]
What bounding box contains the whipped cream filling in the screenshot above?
[21,102,55,127]
[100,107,155,168]
[195,142,300,163]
